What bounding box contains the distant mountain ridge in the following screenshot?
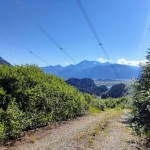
[41,60,140,79]
[0,57,11,66]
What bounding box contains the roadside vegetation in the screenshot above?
[1,53,149,148]
[0,65,133,145]
[0,65,88,144]
[131,50,150,141]
[89,96,132,112]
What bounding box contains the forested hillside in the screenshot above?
[66,78,108,96]
[66,78,127,98]
[107,83,127,98]
[0,57,11,66]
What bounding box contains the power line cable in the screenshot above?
[0,29,50,66]
[12,0,94,77]
[0,26,91,77]
[13,0,76,64]
[76,0,120,79]
[12,0,112,78]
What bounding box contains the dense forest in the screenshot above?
[102,83,127,98]
[66,78,127,98]
[66,78,108,96]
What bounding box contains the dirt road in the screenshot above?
[2,109,141,150]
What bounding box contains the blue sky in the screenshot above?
[0,0,150,67]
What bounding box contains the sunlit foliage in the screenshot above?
[0,65,88,143]
[132,50,150,137]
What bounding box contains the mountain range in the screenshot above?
[0,57,11,66]
[0,57,140,80]
[41,60,140,79]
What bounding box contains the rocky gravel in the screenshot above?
[1,109,142,150]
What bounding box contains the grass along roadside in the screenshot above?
[71,109,123,148]
[1,109,142,150]
[88,106,102,113]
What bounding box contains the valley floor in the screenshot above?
[1,109,144,150]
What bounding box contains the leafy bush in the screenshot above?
[90,96,131,111]
[91,99,106,111]
[0,65,88,144]
[132,50,150,137]
[0,65,133,144]
[104,97,132,109]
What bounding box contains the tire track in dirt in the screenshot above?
[1,109,141,150]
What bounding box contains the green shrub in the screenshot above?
[132,50,150,137]
[90,99,106,111]
[90,96,132,112]
[4,102,25,140]
[0,65,88,143]
[104,97,132,109]
[0,109,5,144]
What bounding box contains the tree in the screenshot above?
[108,83,126,98]
[66,78,108,96]
[132,49,150,137]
